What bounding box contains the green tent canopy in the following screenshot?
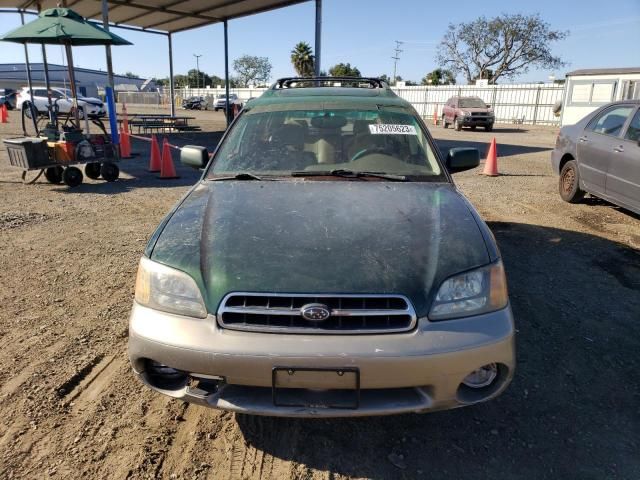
[0,8,131,46]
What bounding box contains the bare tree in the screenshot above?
[233,55,272,87]
[437,14,568,84]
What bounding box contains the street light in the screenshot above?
[193,53,202,89]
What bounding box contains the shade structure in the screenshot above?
[0,7,131,45]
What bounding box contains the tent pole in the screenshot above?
[224,19,230,126]
[19,11,35,106]
[314,0,322,76]
[35,2,53,113]
[101,0,114,90]
[64,42,81,127]
[168,33,175,117]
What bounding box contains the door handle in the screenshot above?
[578,136,588,143]
[613,146,624,153]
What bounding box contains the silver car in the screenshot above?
[552,100,640,214]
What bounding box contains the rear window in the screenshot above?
[209,108,443,179]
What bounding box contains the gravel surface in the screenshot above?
[0,109,639,479]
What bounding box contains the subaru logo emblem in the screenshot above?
[300,303,331,321]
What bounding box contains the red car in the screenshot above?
[442,96,494,131]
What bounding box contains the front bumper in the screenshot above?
[128,302,515,417]
[461,116,494,126]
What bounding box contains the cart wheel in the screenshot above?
[62,166,83,188]
[84,162,102,180]
[44,166,64,184]
[101,162,120,182]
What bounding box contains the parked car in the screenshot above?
[182,96,208,110]
[129,77,515,417]
[442,96,494,131]
[16,86,106,118]
[213,93,240,111]
[552,100,640,214]
[0,89,17,109]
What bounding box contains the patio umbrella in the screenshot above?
[0,7,131,126]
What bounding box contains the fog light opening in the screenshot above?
[462,363,498,389]
[145,359,188,390]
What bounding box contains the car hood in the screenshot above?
[459,107,489,113]
[149,181,491,317]
[79,97,103,106]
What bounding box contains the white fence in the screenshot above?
[120,83,565,126]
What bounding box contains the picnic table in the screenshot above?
[117,114,200,134]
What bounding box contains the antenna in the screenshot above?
[391,40,403,85]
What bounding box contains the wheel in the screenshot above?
[44,166,64,184]
[559,160,585,203]
[455,118,462,131]
[471,125,477,131]
[84,162,102,180]
[101,162,120,182]
[485,124,493,132]
[214,108,219,112]
[442,115,449,128]
[62,166,83,187]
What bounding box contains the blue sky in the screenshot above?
[1,0,639,84]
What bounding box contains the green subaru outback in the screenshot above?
[128,77,515,417]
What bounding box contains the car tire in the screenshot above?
[455,118,462,131]
[44,166,64,184]
[559,160,585,203]
[471,125,476,131]
[62,166,83,187]
[485,124,493,132]
[442,115,448,128]
[101,162,120,182]
[84,162,102,180]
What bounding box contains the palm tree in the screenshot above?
[291,42,315,77]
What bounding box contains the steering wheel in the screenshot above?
[350,146,394,162]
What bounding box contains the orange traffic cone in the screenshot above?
[149,135,161,172]
[0,104,7,123]
[122,103,130,134]
[433,107,438,126]
[119,129,131,158]
[482,137,499,176]
[158,138,179,179]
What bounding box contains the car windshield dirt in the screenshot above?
[458,98,487,108]
[209,109,443,178]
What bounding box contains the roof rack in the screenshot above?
[272,77,389,89]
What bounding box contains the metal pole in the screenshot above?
[35,2,52,112]
[168,33,176,117]
[314,0,321,76]
[19,11,35,106]
[224,19,230,126]
[101,0,114,90]
[194,54,202,90]
[64,42,81,127]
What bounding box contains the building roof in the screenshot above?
[566,67,640,77]
[0,0,309,34]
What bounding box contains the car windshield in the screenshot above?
[458,98,487,108]
[208,108,443,179]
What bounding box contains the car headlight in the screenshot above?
[135,256,207,318]
[429,261,508,320]
[462,111,471,116]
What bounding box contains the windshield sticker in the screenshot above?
[368,124,417,135]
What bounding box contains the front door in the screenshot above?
[606,107,640,213]
[577,105,635,195]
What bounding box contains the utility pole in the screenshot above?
[391,40,403,85]
[193,54,202,89]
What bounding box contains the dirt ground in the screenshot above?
[0,108,639,480]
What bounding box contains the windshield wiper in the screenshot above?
[291,169,408,181]
[209,173,273,181]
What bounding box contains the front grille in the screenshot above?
[217,293,417,334]
[471,112,487,117]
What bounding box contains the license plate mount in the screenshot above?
[271,367,360,410]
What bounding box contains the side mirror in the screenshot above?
[486,104,491,109]
[446,147,480,173]
[180,145,209,169]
